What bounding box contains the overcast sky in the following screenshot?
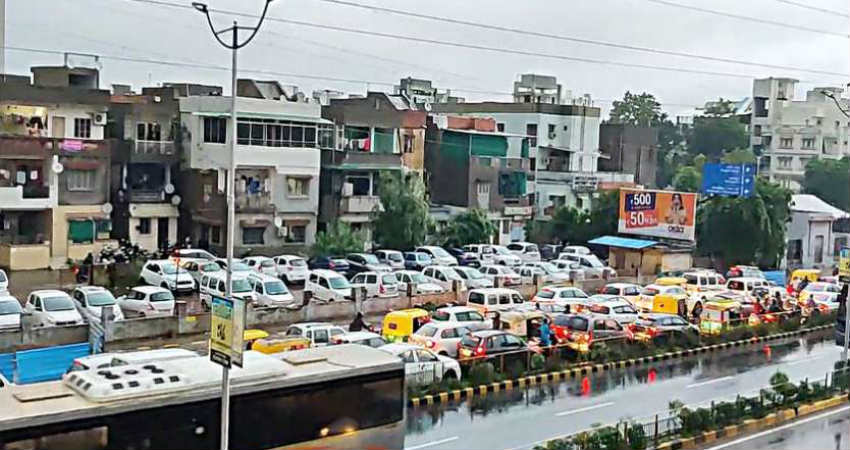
[4,0,849,117]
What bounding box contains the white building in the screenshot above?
[785,194,848,270]
[751,78,850,192]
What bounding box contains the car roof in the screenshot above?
[470,288,520,294]
[290,322,335,329]
[541,286,584,292]
[131,286,170,294]
[471,329,508,337]
[244,256,272,261]
[606,283,639,288]
[378,343,421,354]
[145,259,174,265]
[204,271,249,281]
[30,289,69,297]
[274,254,303,260]
[0,295,19,303]
[640,313,680,319]
[395,270,421,275]
[337,331,381,340]
[309,269,346,277]
[74,286,109,293]
[437,306,477,313]
[590,298,630,307]
[728,277,764,282]
[247,272,283,282]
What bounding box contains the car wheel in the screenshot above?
[443,370,458,381]
[139,277,146,285]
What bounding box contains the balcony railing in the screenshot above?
[236,194,274,213]
[135,140,175,155]
[128,189,164,203]
[340,196,380,214]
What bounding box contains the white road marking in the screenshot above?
[686,376,735,388]
[405,436,460,450]
[786,355,826,366]
[555,402,616,417]
[704,405,850,450]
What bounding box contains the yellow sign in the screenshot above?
[210,296,245,368]
[840,247,850,282]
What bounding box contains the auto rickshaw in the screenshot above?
[498,310,545,339]
[637,277,689,315]
[789,269,820,291]
[243,329,270,350]
[699,299,743,335]
[250,330,312,354]
[381,308,431,343]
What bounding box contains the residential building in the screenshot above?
[750,78,850,191]
[599,124,658,187]
[0,65,114,269]
[319,92,426,240]
[785,194,848,270]
[394,77,464,106]
[425,115,532,244]
[513,73,566,105]
[178,79,325,256]
[107,85,182,252]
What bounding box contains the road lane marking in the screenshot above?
[704,405,850,450]
[686,376,734,388]
[555,402,615,417]
[405,436,459,450]
[786,355,826,366]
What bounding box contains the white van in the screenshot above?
[463,244,496,265]
[305,269,353,302]
[199,272,255,309]
[506,242,541,263]
[246,273,296,307]
[466,288,526,315]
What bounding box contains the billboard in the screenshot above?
[209,295,246,368]
[618,189,698,241]
[840,247,850,283]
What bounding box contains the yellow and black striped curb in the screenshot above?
[655,394,848,450]
[408,324,832,408]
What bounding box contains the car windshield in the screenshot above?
[641,287,660,296]
[387,253,403,262]
[362,254,380,264]
[446,270,463,280]
[536,289,555,299]
[290,258,307,267]
[260,260,275,268]
[409,273,429,283]
[265,281,289,295]
[87,292,116,306]
[429,247,450,258]
[808,284,840,293]
[584,255,604,268]
[0,300,22,315]
[160,263,178,274]
[464,269,485,279]
[381,274,397,285]
[601,286,619,295]
[232,279,251,293]
[538,263,557,274]
[43,296,74,311]
[0,272,6,282]
[432,310,450,321]
[329,277,351,289]
[150,291,175,302]
[493,246,511,255]
[460,334,480,347]
[415,324,439,337]
[202,263,222,272]
[417,254,431,262]
[232,263,251,271]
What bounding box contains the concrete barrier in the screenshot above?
[106,316,177,341]
[19,324,88,350]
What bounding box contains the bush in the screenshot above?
[531,353,546,371]
[626,424,648,450]
[468,362,497,386]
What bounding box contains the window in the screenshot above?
[753,125,762,137]
[242,227,265,245]
[780,137,793,149]
[497,123,505,132]
[477,182,490,194]
[778,157,792,169]
[318,124,335,149]
[203,117,227,144]
[403,134,414,153]
[210,225,221,245]
[69,220,94,244]
[548,124,555,135]
[137,122,162,141]
[346,174,372,196]
[67,169,95,191]
[287,177,309,197]
[138,218,151,235]
[526,123,538,147]
[802,138,815,149]
[73,118,92,138]
[288,225,306,243]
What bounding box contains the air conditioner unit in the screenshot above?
[548,132,557,139]
[342,182,353,197]
[277,226,288,238]
[91,112,108,126]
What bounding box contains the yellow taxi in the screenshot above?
[597,283,642,305]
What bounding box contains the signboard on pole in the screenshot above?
[209,295,246,368]
[618,189,698,241]
[700,163,756,198]
[840,247,850,283]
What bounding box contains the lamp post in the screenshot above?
[191,2,274,449]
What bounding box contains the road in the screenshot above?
[704,406,850,450]
[404,334,843,450]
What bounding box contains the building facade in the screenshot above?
[599,124,658,187]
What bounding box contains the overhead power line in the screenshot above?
[771,0,849,18]
[643,0,849,38]
[313,0,849,78]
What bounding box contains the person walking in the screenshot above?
[540,318,552,348]
[348,312,369,332]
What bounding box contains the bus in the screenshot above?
[0,345,404,450]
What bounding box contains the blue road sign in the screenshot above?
[701,163,756,198]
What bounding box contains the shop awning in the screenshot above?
[588,235,657,250]
[129,203,179,218]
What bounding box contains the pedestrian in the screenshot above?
[540,318,552,348]
[348,312,369,332]
[493,311,501,331]
[798,278,809,293]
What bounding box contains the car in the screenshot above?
[490,245,523,267]
[139,259,196,294]
[560,245,592,256]
[799,282,841,307]
[423,265,467,291]
[199,272,255,310]
[0,295,22,330]
[551,259,587,281]
[585,297,639,325]
[404,252,434,271]
[246,272,296,307]
[517,263,570,284]
[179,259,222,289]
[170,248,217,263]
[415,246,458,266]
[374,249,406,270]
[463,244,496,265]
[457,330,529,361]
[507,242,541,263]
[540,244,563,261]
[725,277,770,301]
[598,283,642,304]
[447,248,482,267]
[214,259,253,275]
[379,343,462,386]
[409,322,473,357]
[307,255,351,275]
[242,256,278,276]
[683,271,726,298]
[305,269,353,302]
[24,290,84,327]
[813,296,841,313]
[330,331,387,348]
[550,314,628,351]
[117,286,176,317]
[350,271,400,298]
[0,269,8,293]
[284,322,347,347]
[71,286,125,322]
[532,286,589,304]
[478,264,522,286]
[636,283,692,314]
[273,254,309,284]
[557,253,616,279]
[726,265,765,280]
[466,288,526,315]
[628,313,699,342]
[431,305,492,331]
[393,270,445,295]
[346,253,392,275]
[452,266,494,289]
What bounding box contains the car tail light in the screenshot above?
[426,340,436,349]
[818,304,830,312]
[329,262,335,269]
[474,345,486,356]
[379,285,385,294]
[647,327,659,338]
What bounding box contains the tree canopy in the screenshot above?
[688,117,749,159]
[672,166,701,192]
[372,172,433,250]
[803,158,850,211]
[525,190,619,245]
[437,209,497,248]
[310,221,365,257]
[608,91,664,127]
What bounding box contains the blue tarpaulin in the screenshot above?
[588,235,658,250]
[14,342,90,384]
[0,352,13,382]
[763,270,786,287]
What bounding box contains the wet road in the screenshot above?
[704,405,850,450]
[405,334,843,450]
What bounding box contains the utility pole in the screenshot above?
[192,2,274,449]
[0,0,6,77]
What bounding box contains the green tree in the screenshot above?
[688,117,748,159]
[672,166,701,192]
[310,221,365,257]
[803,158,850,211]
[523,220,553,245]
[703,97,736,117]
[608,91,664,126]
[544,191,620,245]
[438,209,498,247]
[721,148,757,164]
[372,172,432,250]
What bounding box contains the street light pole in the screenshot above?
[192,2,274,449]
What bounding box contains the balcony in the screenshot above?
[236,194,275,214]
[127,189,164,203]
[340,196,380,214]
[322,149,403,171]
[115,140,178,164]
[0,185,54,209]
[0,135,53,158]
[135,140,175,156]
[537,171,601,193]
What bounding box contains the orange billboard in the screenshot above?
[618,189,698,241]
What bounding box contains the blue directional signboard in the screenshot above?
[701,163,756,198]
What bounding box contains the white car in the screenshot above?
[431,306,492,331]
[560,246,591,256]
[139,260,195,294]
[517,263,570,284]
[24,290,84,327]
[725,277,770,300]
[587,297,639,325]
[423,265,467,291]
[331,331,387,348]
[452,266,494,289]
[393,270,445,295]
[375,249,406,270]
[463,244,496,265]
[71,286,125,322]
[350,271,400,298]
[532,286,589,305]
[242,256,278,276]
[557,253,616,279]
[466,288,527,315]
[179,259,222,289]
[0,295,22,330]
[199,272,255,309]
[170,248,217,263]
[246,273,296,307]
[479,264,522,286]
[0,269,8,293]
[551,260,587,281]
[214,258,253,275]
[285,322,347,347]
[305,269,353,302]
[490,245,523,266]
[415,246,458,266]
[409,322,473,357]
[507,242,541,263]
[274,254,309,284]
[117,286,176,317]
[378,343,462,386]
[599,283,642,303]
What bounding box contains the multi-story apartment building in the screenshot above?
[599,124,658,187]
[751,77,850,191]
[0,65,114,269]
[178,79,325,256]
